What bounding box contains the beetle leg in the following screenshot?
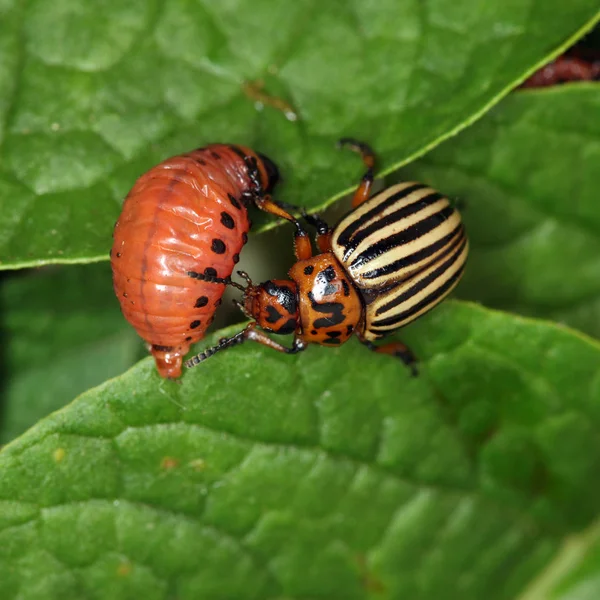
[338,138,376,208]
[357,335,418,377]
[302,212,333,252]
[184,322,306,368]
[254,194,313,260]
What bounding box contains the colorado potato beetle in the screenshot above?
[111,143,300,379]
[185,139,469,375]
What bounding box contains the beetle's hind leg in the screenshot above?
[357,334,418,377]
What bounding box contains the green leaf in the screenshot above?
[0,0,598,269]
[398,85,600,339]
[1,302,600,599]
[0,263,141,444]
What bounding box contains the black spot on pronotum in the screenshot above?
[211,239,226,254]
[190,320,201,329]
[326,331,342,338]
[152,344,174,352]
[265,305,282,324]
[221,212,235,229]
[346,324,354,334]
[228,193,241,209]
[307,291,346,328]
[342,280,350,296]
[311,329,317,335]
[195,296,209,308]
[322,266,336,282]
[204,267,217,278]
[304,265,314,275]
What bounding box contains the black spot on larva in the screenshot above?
[211,239,226,254]
[211,151,221,159]
[322,337,341,345]
[204,267,217,278]
[152,344,174,352]
[346,324,354,335]
[233,253,240,264]
[186,336,192,341]
[242,232,248,244]
[116,252,122,258]
[214,298,222,307]
[304,265,314,275]
[195,296,209,308]
[265,305,282,324]
[190,320,201,329]
[342,280,350,296]
[326,331,342,338]
[197,159,207,166]
[228,194,241,209]
[221,212,235,229]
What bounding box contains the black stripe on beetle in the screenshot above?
[344,191,444,257]
[362,223,463,280]
[350,204,455,270]
[373,237,467,327]
[336,183,426,250]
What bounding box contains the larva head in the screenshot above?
[256,152,280,192]
[239,275,298,335]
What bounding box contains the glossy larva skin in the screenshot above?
[111,144,272,379]
[331,182,468,341]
